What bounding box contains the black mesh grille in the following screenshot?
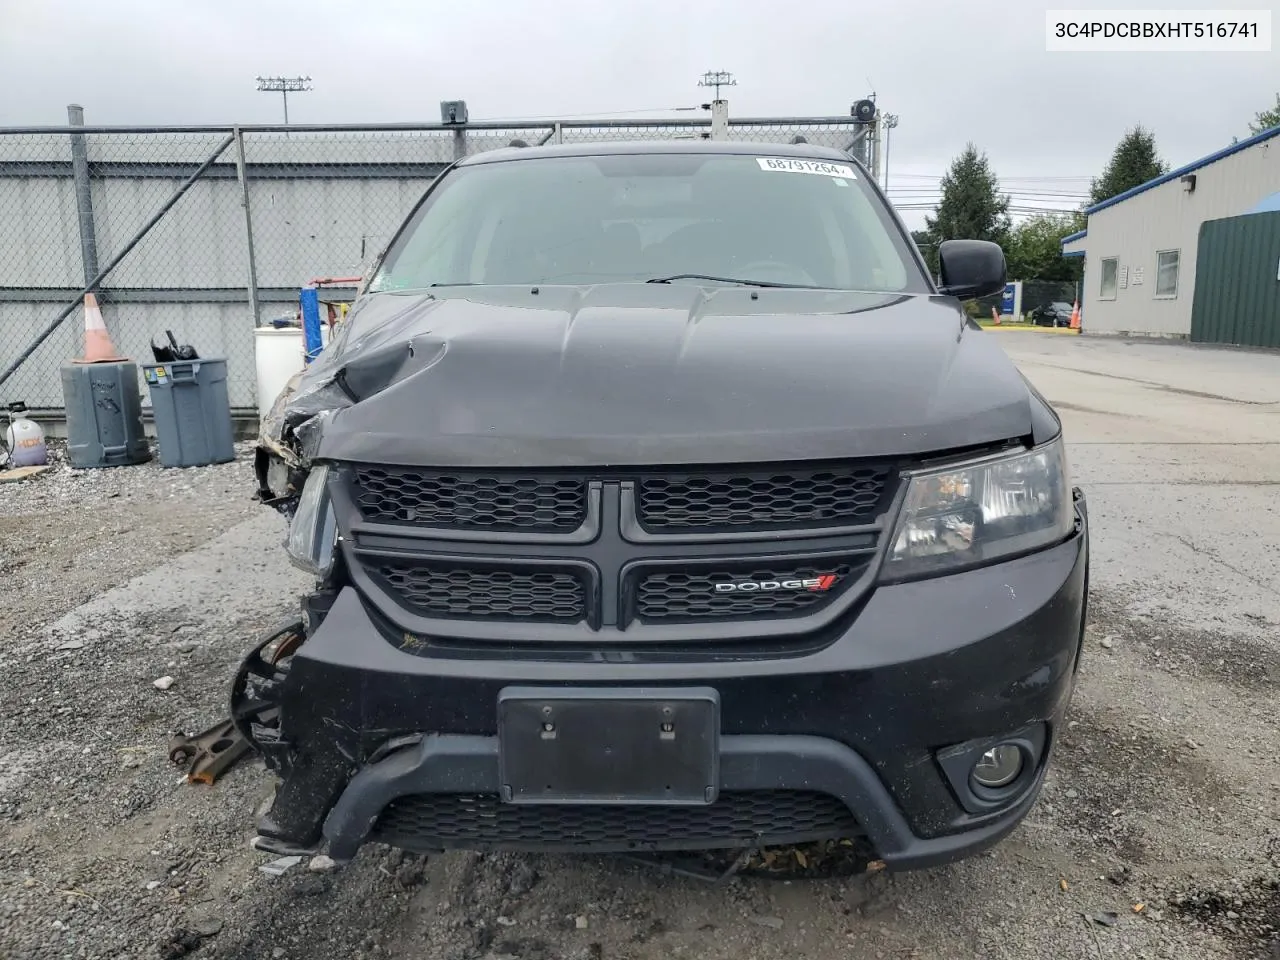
[353,467,587,531]
[369,560,587,623]
[634,558,862,622]
[638,465,892,531]
[371,791,859,851]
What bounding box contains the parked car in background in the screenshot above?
[1030,302,1074,327]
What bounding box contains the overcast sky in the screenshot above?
[2,0,1277,228]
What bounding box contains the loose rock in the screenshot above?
[189,913,224,937]
[1107,865,1132,885]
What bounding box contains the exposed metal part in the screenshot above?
[618,847,755,884]
[230,620,307,772]
[250,834,322,858]
[168,719,251,785]
[168,619,306,786]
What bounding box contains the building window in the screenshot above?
[1100,257,1118,300]
[1155,249,1180,298]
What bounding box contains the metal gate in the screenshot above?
[1190,210,1280,348]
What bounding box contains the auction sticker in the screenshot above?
[756,157,856,178]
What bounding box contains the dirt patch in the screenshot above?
[0,441,260,638]
[1088,590,1280,694]
[1168,872,1280,959]
[1047,695,1233,866]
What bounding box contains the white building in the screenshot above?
[1061,124,1280,338]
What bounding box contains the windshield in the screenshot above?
[368,151,927,293]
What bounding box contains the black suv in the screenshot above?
[247,140,1089,872]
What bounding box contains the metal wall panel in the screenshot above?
[0,176,82,286]
[1190,211,1280,348]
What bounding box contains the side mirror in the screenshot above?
[937,239,1006,300]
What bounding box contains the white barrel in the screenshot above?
[254,328,307,420]
[254,324,336,420]
[5,416,47,467]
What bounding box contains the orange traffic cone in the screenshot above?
[73,292,127,363]
[1069,300,1081,331]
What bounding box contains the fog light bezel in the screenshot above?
[936,722,1047,815]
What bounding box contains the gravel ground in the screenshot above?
[1,334,1278,960]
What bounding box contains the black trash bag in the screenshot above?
[151,330,199,362]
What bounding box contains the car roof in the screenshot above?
[456,138,859,167]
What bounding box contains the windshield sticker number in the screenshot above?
[756,157,857,179]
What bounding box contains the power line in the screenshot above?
[888,187,1090,203]
[893,204,1084,215]
[892,173,1094,181]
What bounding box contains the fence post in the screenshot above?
[232,127,261,327]
[452,124,467,162]
[709,100,729,140]
[554,122,563,145]
[66,104,99,289]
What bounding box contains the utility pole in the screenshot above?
[881,113,899,192]
[698,71,736,140]
[256,76,312,124]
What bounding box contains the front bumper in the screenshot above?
[257,493,1089,869]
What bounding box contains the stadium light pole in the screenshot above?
[255,76,312,124]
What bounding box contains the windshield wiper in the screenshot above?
[645,273,816,289]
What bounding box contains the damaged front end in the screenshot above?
[251,289,445,517]
[252,369,348,518]
[236,295,463,854]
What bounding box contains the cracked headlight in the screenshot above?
[882,438,1073,581]
[285,464,338,577]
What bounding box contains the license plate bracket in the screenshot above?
[497,686,720,805]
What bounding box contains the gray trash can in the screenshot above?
[142,358,235,468]
[61,361,152,468]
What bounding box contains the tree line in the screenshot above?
[909,93,1280,285]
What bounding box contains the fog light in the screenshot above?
[972,744,1023,789]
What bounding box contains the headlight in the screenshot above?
[285,464,338,576]
[883,438,1073,580]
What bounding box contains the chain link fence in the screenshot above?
[1020,280,1081,314]
[969,279,1081,322]
[0,116,867,417]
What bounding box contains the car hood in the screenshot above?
[299,284,1037,467]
